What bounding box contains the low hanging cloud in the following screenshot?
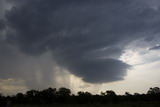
[67,58,130,83]
[1,0,160,87]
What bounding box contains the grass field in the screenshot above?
[12,103,160,107]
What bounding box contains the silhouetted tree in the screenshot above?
[39,87,57,104]
[1,86,160,105]
[106,90,116,96]
[15,93,25,104]
[0,93,5,105]
[26,90,39,104]
[100,91,106,96]
[77,91,85,96]
[57,87,71,97]
[134,93,140,96]
[146,87,160,102]
[77,91,92,104]
[105,90,117,103]
[125,92,131,96]
[56,87,71,103]
[147,87,160,95]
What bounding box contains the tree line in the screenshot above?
[0,87,160,105]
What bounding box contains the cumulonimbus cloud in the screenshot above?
[1,0,160,85]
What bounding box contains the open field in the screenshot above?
[12,103,160,107]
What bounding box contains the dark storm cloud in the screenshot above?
[0,21,4,30]
[67,58,130,83]
[0,19,5,30]
[1,0,160,84]
[149,45,160,50]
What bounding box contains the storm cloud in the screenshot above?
[1,0,160,87]
[0,19,5,30]
[149,45,160,50]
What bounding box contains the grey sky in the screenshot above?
[0,0,160,94]
[149,45,160,50]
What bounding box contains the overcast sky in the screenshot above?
[0,0,160,95]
